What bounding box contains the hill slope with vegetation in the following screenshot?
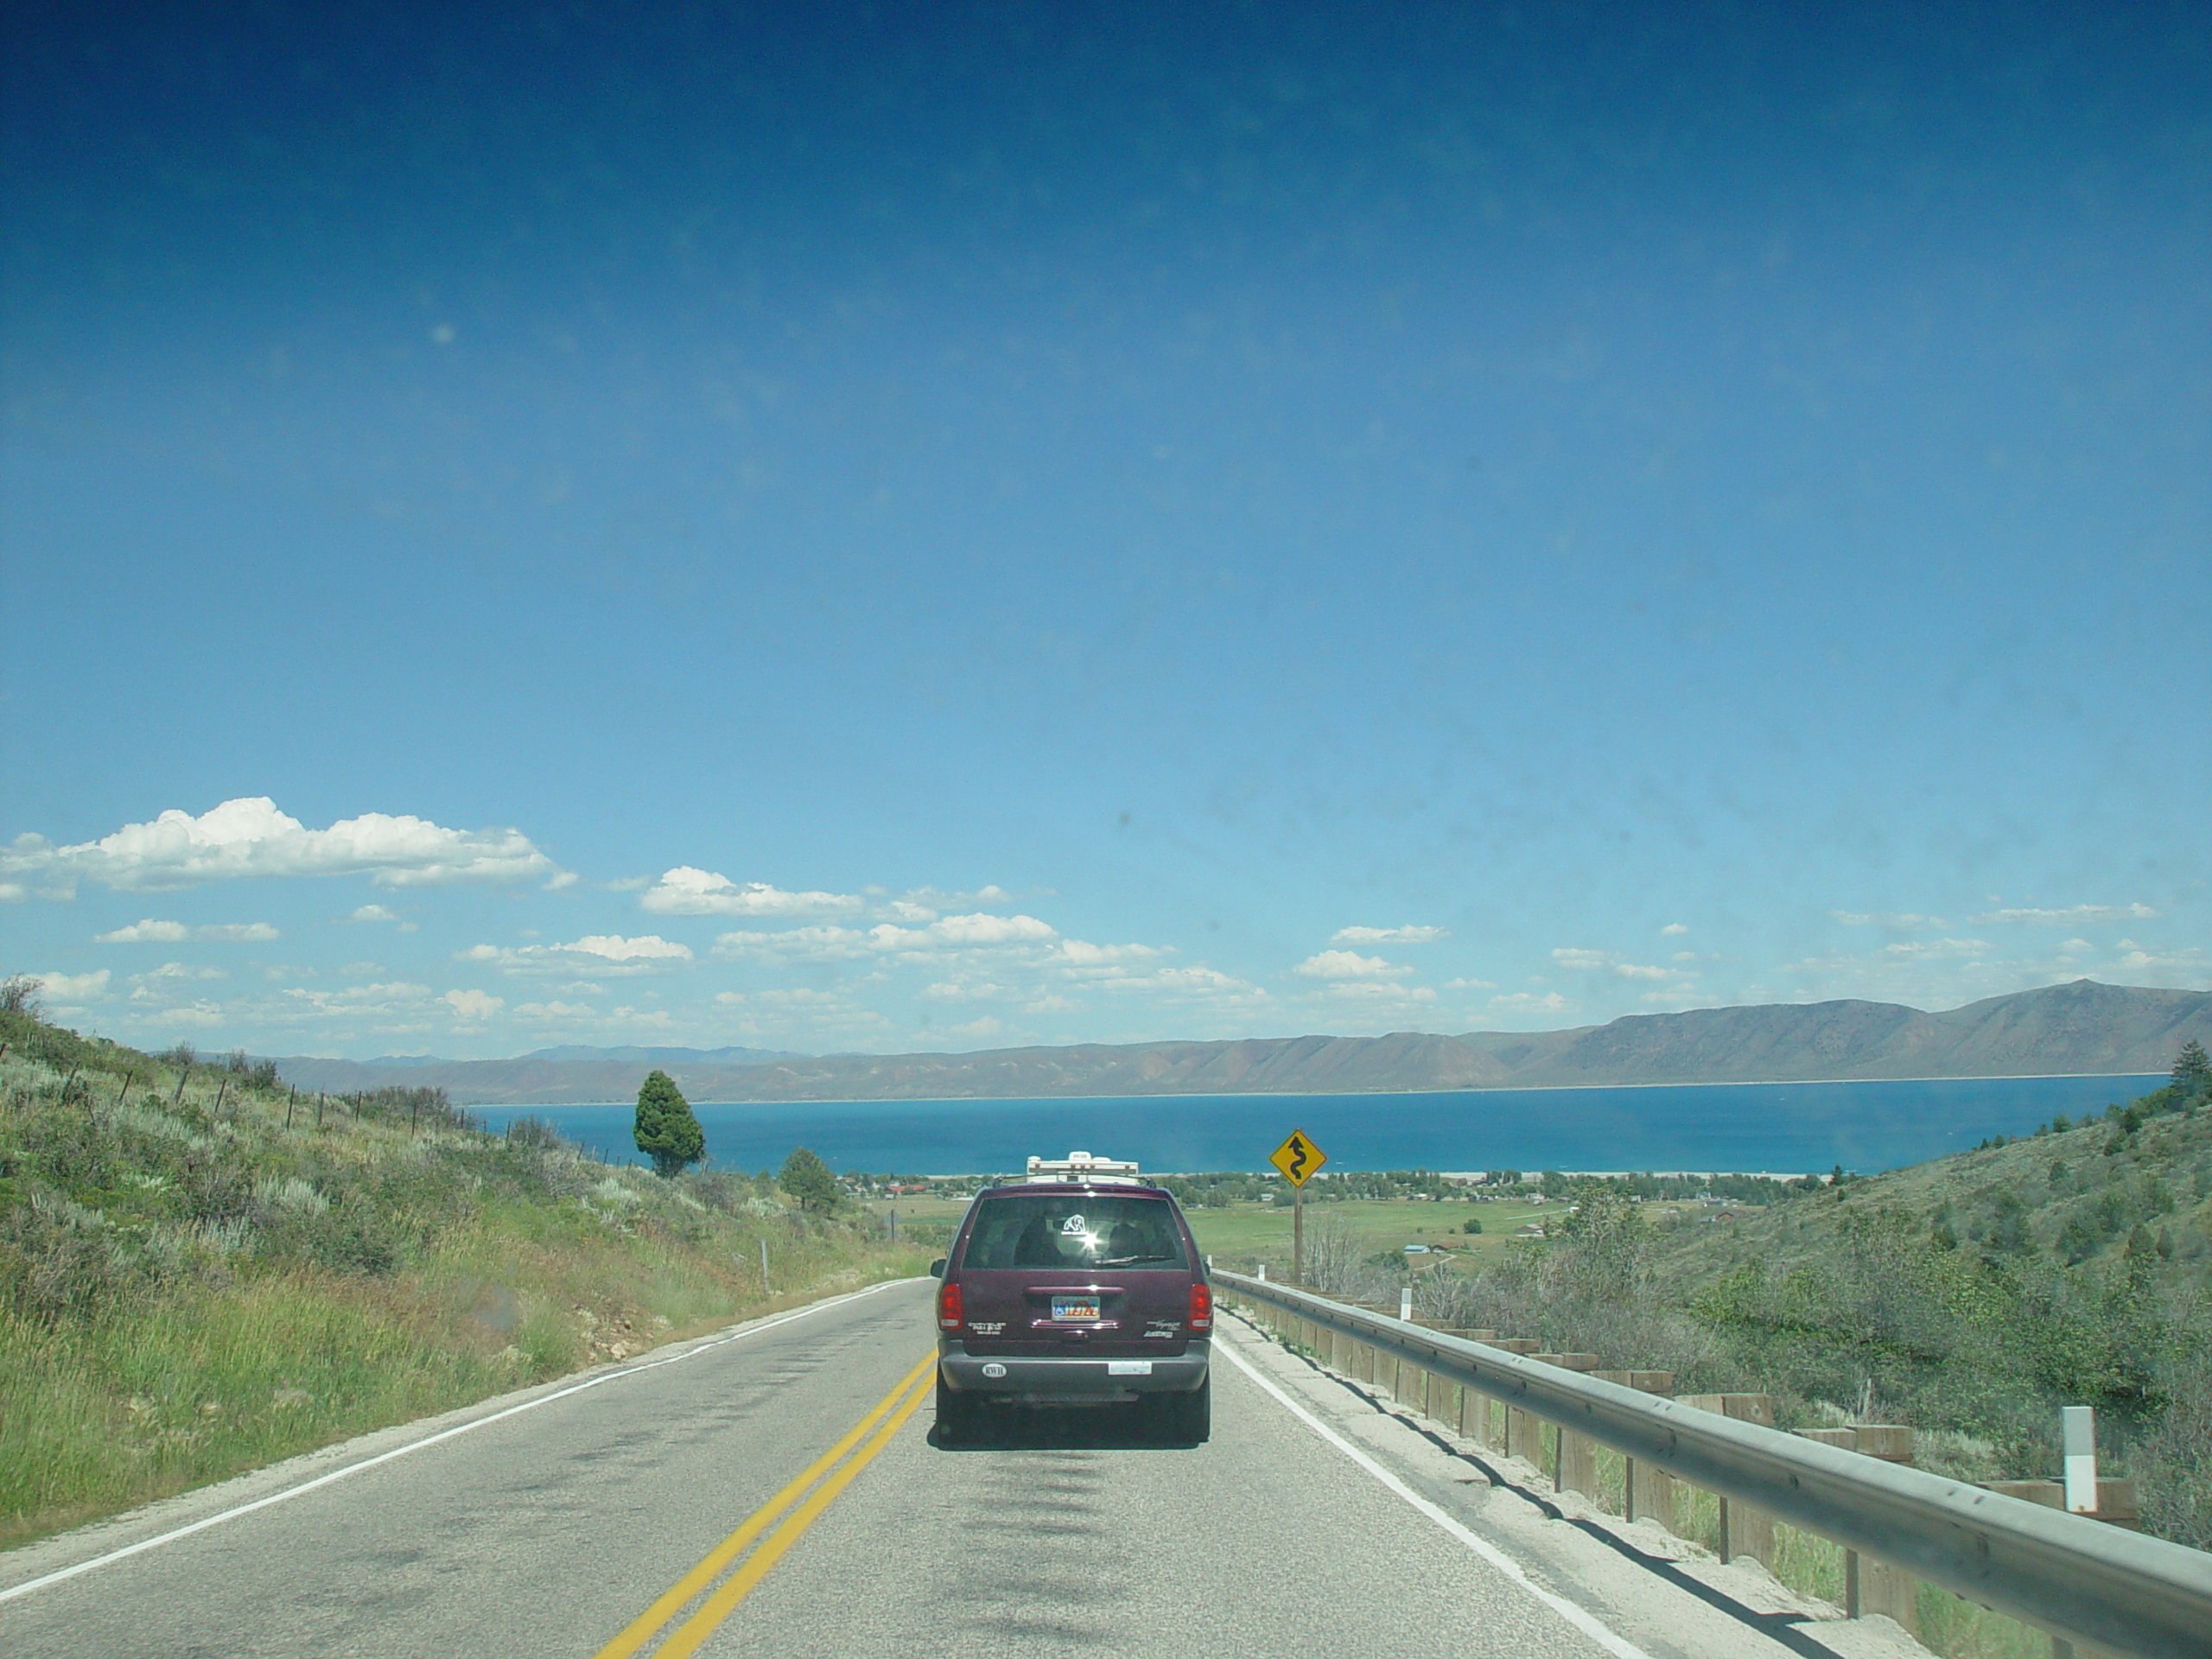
[0,982,924,1550]
[1370,1045,2212,1552]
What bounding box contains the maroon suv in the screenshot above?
[931,1162,1211,1444]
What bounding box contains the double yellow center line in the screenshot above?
[593,1350,938,1659]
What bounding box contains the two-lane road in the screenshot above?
[1,1281,1921,1659]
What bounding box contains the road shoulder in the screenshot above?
[1217,1309,1933,1659]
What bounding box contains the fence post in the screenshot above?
[1459,1381,1490,1447]
[1853,1424,1918,1632]
[1681,1395,1777,1566]
[1595,1371,1675,1520]
[1534,1355,1601,1495]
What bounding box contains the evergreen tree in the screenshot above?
[2173,1039,2210,1096]
[632,1070,705,1178]
[778,1146,840,1213]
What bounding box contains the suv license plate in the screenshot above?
[1050,1296,1101,1321]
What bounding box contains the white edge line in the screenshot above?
[1219,1335,1656,1659]
[0,1278,910,1605]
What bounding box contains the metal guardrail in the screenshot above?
[1215,1269,2212,1659]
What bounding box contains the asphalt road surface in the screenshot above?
[1,1279,1928,1659]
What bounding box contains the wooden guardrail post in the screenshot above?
[1980,1478,2139,1531]
[1461,1375,1495,1446]
[1597,1371,1676,1522]
[1796,1427,1872,1612]
[1847,1425,1918,1633]
[1533,1355,1600,1494]
[1439,1332,1495,1447]
[1682,1395,1777,1567]
[1480,1340,1541,1460]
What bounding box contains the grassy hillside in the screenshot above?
[1292,1051,2212,1552]
[1647,1060,2211,1543]
[0,985,925,1550]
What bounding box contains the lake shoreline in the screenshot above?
[466,1069,2164,1110]
[469,1075,2163,1178]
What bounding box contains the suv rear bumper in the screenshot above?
[938,1338,1210,1399]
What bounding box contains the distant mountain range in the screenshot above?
[344,1045,803,1069]
[272,980,2209,1106]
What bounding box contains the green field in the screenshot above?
[1186,1196,1560,1273]
[871,1191,1574,1271]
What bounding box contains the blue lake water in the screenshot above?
[469,1074,2161,1178]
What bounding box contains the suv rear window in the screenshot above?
[963,1194,1188,1270]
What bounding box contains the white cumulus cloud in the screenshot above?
[513,1000,596,1021]
[899,885,1014,910]
[1324,981,1438,1002]
[1095,965,1261,1000]
[32,969,111,1004]
[1881,938,1991,959]
[1832,912,1948,930]
[3,798,556,892]
[1331,925,1448,945]
[443,988,504,1020]
[1548,947,1682,982]
[714,925,872,963]
[1970,902,2158,926]
[1661,923,1689,937]
[639,867,863,918]
[0,883,24,902]
[918,912,1055,947]
[1294,950,1404,980]
[715,912,1057,962]
[567,934,692,962]
[348,905,397,923]
[93,918,279,944]
[1050,939,1165,969]
[461,934,694,975]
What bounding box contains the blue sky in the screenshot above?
[3,3,2208,1059]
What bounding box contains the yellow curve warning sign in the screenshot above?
[1269,1128,1326,1187]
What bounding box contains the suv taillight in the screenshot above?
[938,1281,963,1331]
[1188,1282,1212,1332]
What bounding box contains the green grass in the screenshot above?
[866,1189,1602,1270]
[1184,1195,1567,1271]
[0,1003,925,1549]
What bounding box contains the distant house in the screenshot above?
[1514,1224,1546,1238]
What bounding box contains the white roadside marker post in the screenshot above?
[2063,1406,2098,1514]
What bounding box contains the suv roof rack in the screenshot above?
[1025,1150,1144,1184]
